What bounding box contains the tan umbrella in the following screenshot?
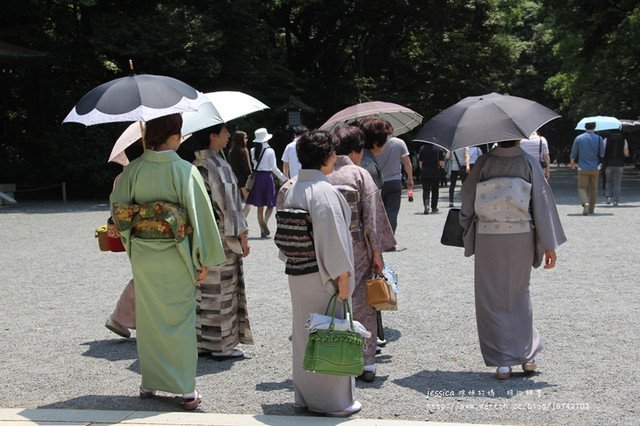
[319,101,422,136]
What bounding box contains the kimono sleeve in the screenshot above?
[183,166,226,270]
[459,154,488,257]
[361,170,396,252]
[311,186,354,288]
[529,158,567,267]
[109,168,135,256]
[214,166,248,237]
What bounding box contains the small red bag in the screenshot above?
[107,217,126,252]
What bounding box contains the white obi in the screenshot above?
[475,177,532,234]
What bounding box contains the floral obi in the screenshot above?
[335,186,363,241]
[112,201,192,242]
[474,177,532,234]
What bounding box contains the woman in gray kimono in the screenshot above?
[329,125,396,382]
[193,123,254,359]
[459,141,566,380]
[278,130,361,417]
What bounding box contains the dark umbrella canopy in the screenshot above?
[413,92,560,151]
[63,74,210,126]
[620,119,640,133]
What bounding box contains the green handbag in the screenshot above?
[303,295,364,376]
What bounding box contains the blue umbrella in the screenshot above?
[575,116,621,132]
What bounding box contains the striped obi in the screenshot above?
[274,209,319,276]
[335,186,363,241]
[475,177,532,234]
[111,201,192,242]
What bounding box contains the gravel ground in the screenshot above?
[1,165,638,425]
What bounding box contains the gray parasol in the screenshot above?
[413,92,560,151]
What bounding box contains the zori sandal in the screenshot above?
[139,387,156,399]
[181,391,202,411]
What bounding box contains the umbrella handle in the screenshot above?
[139,121,146,149]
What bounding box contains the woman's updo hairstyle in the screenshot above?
[144,113,183,149]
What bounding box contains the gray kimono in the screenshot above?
[279,169,357,414]
[459,145,566,367]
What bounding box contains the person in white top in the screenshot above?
[281,125,308,179]
[467,146,483,169]
[244,128,286,237]
[446,148,470,207]
[519,131,551,179]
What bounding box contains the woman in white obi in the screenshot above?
[278,130,361,417]
[459,140,566,380]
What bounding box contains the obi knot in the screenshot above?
[112,201,192,242]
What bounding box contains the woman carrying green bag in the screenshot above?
[303,295,364,376]
[276,130,361,417]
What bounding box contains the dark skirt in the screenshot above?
[246,171,276,207]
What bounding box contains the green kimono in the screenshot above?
[110,149,225,394]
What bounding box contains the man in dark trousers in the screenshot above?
[603,130,629,206]
[418,143,446,214]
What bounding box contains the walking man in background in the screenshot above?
[375,136,414,233]
[281,125,308,179]
[418,143,446,214]
[569,122,605,215]
[520,131,551,180]
[603,129,629,206]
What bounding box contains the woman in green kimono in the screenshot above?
[110,113,225,410]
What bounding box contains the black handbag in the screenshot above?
[440,208,465,247]
[538,137,547,170]
[453,151,468,182]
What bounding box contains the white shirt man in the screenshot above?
[519,132,551,179]
[281,126,308,178]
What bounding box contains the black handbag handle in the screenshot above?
[453,150,463,169]
[251,146,267,172]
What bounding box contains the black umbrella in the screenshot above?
[620,119,640,133]
[413,92,560,151]
[63,74,210,126]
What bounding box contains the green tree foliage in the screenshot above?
[1,1,634,199]
[272,0,525,125]
[542,0,640,120]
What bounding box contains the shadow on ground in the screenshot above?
[394,369,556,399]
[81,339,137,362]
[80,339,245,377]
[36,394,194,412]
